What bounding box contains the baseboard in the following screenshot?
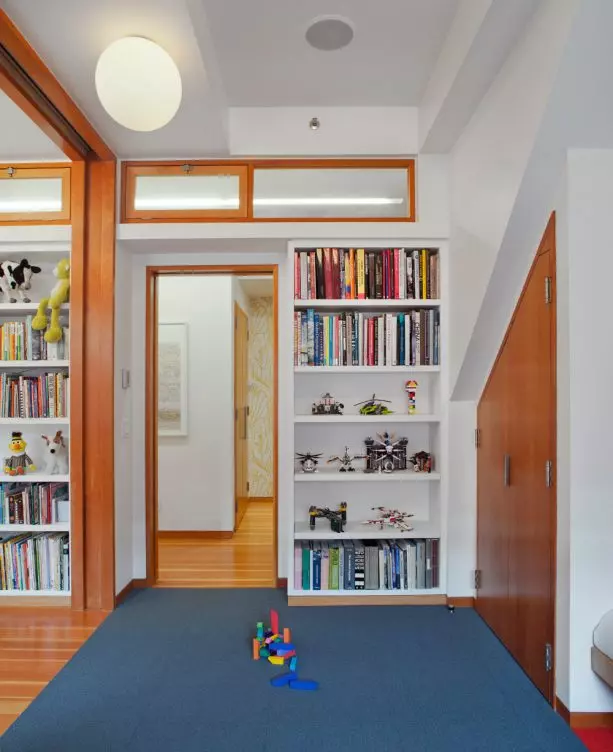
[288,595,447,607]
[555,697,613,728]
[276,578,287,589]
[0,595,71,607]
[157,530,233,540]
[115,578,148,607]
[249,497,274,503]
[447,596,475,608]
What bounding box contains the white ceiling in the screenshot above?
[0,90,68,162]
[0,0,458,157]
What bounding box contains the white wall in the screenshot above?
[157,275,235,531]
[560,150,613,712]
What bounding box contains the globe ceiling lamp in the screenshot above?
[95,36,182,132]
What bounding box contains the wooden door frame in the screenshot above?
[233,301,249,531]
[476,212,557,702]
[144,265,279,588]
[0,10,117,610]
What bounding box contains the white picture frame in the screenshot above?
[158,322,188,436]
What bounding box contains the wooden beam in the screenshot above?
[0,10,114,161]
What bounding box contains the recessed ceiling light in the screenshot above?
[95,37,182,132]
[306,16,354,52]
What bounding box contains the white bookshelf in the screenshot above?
[0,238,71,599]
[288,242,447,603]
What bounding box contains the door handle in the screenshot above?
[242,406,248,440]
[503,454,511,487]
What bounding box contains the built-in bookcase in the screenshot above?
[287,242,447,603]
[0,241,71,599]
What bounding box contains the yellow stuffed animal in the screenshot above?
[32,258,70,343]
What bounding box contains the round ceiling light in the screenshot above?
[95,37,182,132]
[306,16,354,51]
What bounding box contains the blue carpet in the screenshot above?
[1,589,585,752]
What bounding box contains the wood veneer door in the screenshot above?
[505,249,555,700]
[234,303,249,530]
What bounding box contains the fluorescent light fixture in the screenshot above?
[0,199,62,212]
[96,37,182,132]
[253,197,404,206]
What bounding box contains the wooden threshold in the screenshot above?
[288,594,447,607]
[157,531,233,540]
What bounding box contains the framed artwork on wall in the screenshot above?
[158,322,188,436]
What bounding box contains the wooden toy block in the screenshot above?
[270,672,297,687]
[283,627,291,643]
[289,656,297,672]
[277,650,296,659]
[265,634,279,645]
[252,638,260,660]
[270,609,279,634]
[268,656,285,666]
[289,679,319,691]
[259,647,270,658]
[274,643,294,651]
[256,622,264,641]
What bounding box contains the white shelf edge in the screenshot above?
[294,522,440,540]
[294,299,440,309]
[287,588,445,597]
[0,360,69,368]
[0,589,70,596]
[295,471,440,483]
[0,524,70,532]
[295,366,440,374]
[0,474,69,483]
[0,303,70,313]
[294,414,440,424]
[0,417,69,424]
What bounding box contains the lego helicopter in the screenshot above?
[363,506,415,532]
[327,446,365,472]
[295,450,323,473]
[364,432,408,473]
[354,394,394,416]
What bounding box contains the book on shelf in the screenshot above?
[0,317,69,361]
[293,309,440,367]
[293,539,439,592]
[0,372,69,418]
[294,248,439,301]
[0,482,69,526]
[0,532,70,591]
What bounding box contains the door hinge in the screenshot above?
[247,481,250,492]
[545,460,553,488]
[474,569,482,590]
[545,276,552,304]
[545,643,553,672]
[235,408,238,421]
[475,428,481,448]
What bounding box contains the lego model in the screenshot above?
[309,502,347,533]
[409,450,433,473]
[295,450,323,473]
[4,432,36,476]
[363,506,415,532]
[354,394,394,416]
[327,446,365,472]
[405,380,419,414]
[363,432,408,473]
[311,392,344,415]
[252,609,318,691]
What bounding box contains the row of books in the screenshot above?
[0,318,69,361]
[0,373,69,418]
[294,248,439,300]
[0,483,69,526]
[294,539,440,591]
[0,532,70,591]
[294,310,440,367]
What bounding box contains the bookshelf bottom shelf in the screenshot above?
[287,588,446,606]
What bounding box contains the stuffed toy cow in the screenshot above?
[0,259,41,303]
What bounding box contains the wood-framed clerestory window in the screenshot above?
[0,164,71,224]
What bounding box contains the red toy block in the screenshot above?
[270,609,279,635]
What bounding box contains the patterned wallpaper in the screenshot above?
[248,296,274,497]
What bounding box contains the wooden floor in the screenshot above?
[156,502,275,588]
[0,607,107,735]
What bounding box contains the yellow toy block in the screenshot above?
[268,656,285,666]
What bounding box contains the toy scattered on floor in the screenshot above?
[410,450,433,473]
[41,431,68,475]
[295,450,323,473]
[327,446,365,472]
[354,393,394,416]
[32,258,70,343]
[312,392,344,415]
[4,432,36,476]
[252,609,319,691]
[0,259,41,303]
[363,506,415,532]
[405,380,419,414]
[364,432,408,473]
[309,502,347,533]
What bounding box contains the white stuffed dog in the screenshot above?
[41,431,68,474]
